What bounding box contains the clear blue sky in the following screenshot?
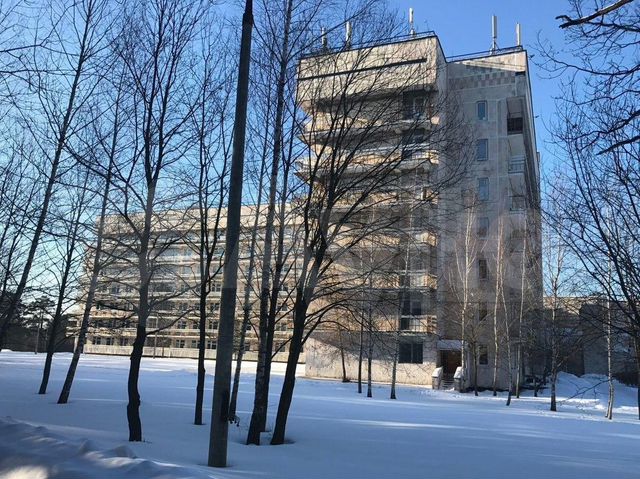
[395,0,568,176]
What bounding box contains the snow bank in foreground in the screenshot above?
[0,418,213,479]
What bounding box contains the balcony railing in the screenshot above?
[399,315,437,333]
[508,155,526,173]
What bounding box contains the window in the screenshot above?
[399,342,423,364]
[510,229,525,251]
[478,177,489,201]
[210,302,220,314]
[476,100,487,120]
[476,139,488,161]
[402,294,422,316]
[93,336,102,345]
[157,301,171,311]
[478,217,489,238]
[478,259,488,280]
[410,254,426,271]
[507,115,523,134]
[190,340,198,349]
[212,282,222,293]
[508,156,525,173]
[206,339,217,350]
[278,302,289,313]
[403,128,426,145]
[177,319,187,329]
[478,302,488,322]
[429,246,437,270]
[412,96,427,119]
[510,195,526,211]
[478,345,489,365]
[207,319,218,330]
[119,337,128,346]
[175,339,185,348]
[404,92,428,120]
[402,148,429,162]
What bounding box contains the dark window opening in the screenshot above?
[507,116,523,134]
[399,342,423,364]
[478,259,488,280]
[478,345,489,365]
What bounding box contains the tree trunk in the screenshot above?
[515,227,527,399]
[357,319,363,393]
[605,305,614,420]
[515,343,522,399]
[390,329,398,400]
[550,371,557,412]
[492,235,502,396]
[635,338,640,421]
[270,312,303,445]
[473,347,479,397]
[127,325,146,441]
[194,281,208,425]
[338,328,348,382]
[366,278,373,399]
[208,0,253,467]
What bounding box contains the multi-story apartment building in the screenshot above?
[76,28,541,391]
[302,30,542,390]
[80,206,299,362]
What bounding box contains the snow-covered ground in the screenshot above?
[1,352,639,478]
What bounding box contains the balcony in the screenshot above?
[398,272,437,289]
[399,315,437,334]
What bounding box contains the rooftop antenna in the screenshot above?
[321,26,328,50]
[409,8,416,37]
[490,15,498,54]
[345,21,352,48]
[516,23,522,47]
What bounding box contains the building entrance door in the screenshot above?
[441,350,461,379]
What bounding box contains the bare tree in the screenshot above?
[540,0,640,414]
[57,105,121,404]
[208,0,253,467]
[38,167,91,394]
[246,0,295,445]
[0,0,109,346]
[106,0,205,442]
[189,18,233,427]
